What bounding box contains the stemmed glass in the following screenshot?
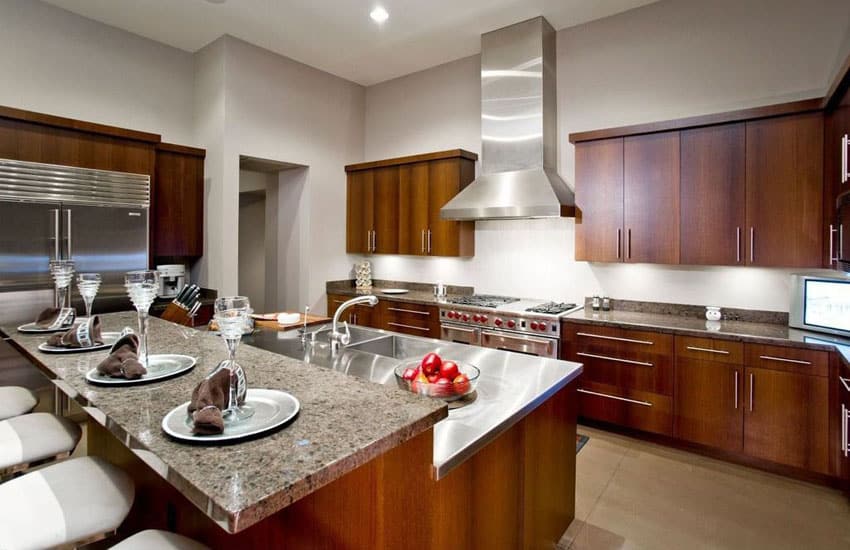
[124,270,160,366]
[77,273,102,319]
[214,296,254,421]
[48,259,75,309]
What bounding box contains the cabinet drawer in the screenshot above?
[382,301,439,337]
[578,381,673,436]
[564,323,673,395]
[676,336,743,365]
[745,344,828,377]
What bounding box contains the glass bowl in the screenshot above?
[394,360,480,401]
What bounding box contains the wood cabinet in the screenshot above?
[153,143,205,259]
[680,124,746,265]
[745,113,823,267]
[624,131,680,264]
[574,138,624,262]
[824,84,850,268]
[674,337,744,452]
[345,150,476,257]
[326,293,379,328]
[379,300,440,338]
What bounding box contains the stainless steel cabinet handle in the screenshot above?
[65,209,72,259]
[577,388,652,407]
[366,231,370,251]
[441,324,477,335]
[839,376,850,393]
[627,228,632,259]
[749,373,754,412]
[749,227,754,263]
[617,228,622,259]
[388,307,430,316]
[427,229,432,254]
[840,225,845,262]
[734,370,739,410]
[576,332,654,345]
[421,229,426,254]
[758,355,812,366]
[736,227,741,263]
[830,225,839,264]
[577,351,653,367]
[387,321,429,332]
[842,134,849,184]
[49,209,60,260]
[686,346,730,355]
[482,330,554,347]
[372,230,377,252]
[843,403,848,458]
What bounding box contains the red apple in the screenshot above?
[420,352,442,376]
[401,367,418,381]
[439,360,459,380]
[434,377,453,397]
[427,373,440,384]
[453,373,471,394]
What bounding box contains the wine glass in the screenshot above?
[124,270,160,366]
[214,296,254,421]
[48,259,75,309]
[77,273,102,319]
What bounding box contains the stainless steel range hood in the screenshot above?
[441,17,575,221]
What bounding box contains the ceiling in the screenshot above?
[42,0,659,86]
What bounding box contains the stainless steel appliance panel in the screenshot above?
[0,200,60,291]
[65,205,148,314]
[481,329,558,359]
[440,323,482,346]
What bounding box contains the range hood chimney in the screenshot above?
[440,17,575,221]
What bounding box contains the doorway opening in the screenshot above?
[238,156,308,314]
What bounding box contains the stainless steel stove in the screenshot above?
[440,295,582,358]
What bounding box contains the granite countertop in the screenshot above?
[326,279,472,308]
[562,308,850,364]
[2,312,447,534]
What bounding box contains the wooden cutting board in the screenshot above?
[252,312,330,332]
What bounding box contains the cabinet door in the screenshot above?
[346,170,374,254]
[624,132,680,264]
[154,150,204,258]
[574,138,623,262]
[675,358,743,452]
[745,113,823,267]
[680,124,746,265]
[825,104,850,267]
[743,367,829,474]
[398,162,429,256]
[373,166,399,254]
[428,158,475,257]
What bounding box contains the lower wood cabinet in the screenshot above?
[564,323,834,477]
[326,293,378,328]
[326,293,440,339]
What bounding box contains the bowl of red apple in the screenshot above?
[394,352,480,401]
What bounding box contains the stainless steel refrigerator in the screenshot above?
[0,158,150,326]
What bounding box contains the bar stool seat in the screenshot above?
[0,386,37,420]
[0,412,82,472]
[0,456,134,550]
[111,530,210,550]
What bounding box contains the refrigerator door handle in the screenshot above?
[49,209,60,260]
[65,209,72,259]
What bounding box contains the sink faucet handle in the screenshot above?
[340,321,351,346]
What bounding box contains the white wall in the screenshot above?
[0,0,196,145]
[238,188,267,311]
[361,0,850,311]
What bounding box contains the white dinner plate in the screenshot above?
[38,331,123,354]
[17,322,76,334]
[380,289,410,295]
[85,354,196,386]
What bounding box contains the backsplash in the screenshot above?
[582,297,790,325]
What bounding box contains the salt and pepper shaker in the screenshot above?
[592,296,601,311]
[601,297,611,312]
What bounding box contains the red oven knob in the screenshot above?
[446,311,454,319]
[472,314,480,322]
[530,321,539,330]
[462,313,469,322]
[494,318,503,327]
[481,315,488,323]
[507,320,516,329]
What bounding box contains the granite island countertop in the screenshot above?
[562,308,850,364]
[2,312,447,534]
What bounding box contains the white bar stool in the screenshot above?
[0,412,82,477]
[111,530,210,549]
[0,386,37,420]
[0,456,134,549]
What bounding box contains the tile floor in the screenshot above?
[559,425,850,549]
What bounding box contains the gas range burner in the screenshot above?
[447,294,520,308]
[525,302,578,315]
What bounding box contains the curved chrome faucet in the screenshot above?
[330,295,379,354]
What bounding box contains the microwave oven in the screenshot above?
[790,273,850,338]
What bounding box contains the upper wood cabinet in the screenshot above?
[745,113,823,267]
[572,101,826,268]
[575,138,623,262]
[680,123,746,265]
[345,150,476,257]
[153,143,205,259]
[624,131,680,264]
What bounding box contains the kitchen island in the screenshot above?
[3,312,583,549]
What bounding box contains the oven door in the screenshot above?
[440,323,481,346]
[481,329,558,359]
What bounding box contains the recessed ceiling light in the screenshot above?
[370,6,389,23]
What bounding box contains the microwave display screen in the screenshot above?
[804,279,850,332]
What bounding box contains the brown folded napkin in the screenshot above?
[46,316,103,348]
[187,368,231,435]
[96,333,147,379]
[35,308,61,328]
